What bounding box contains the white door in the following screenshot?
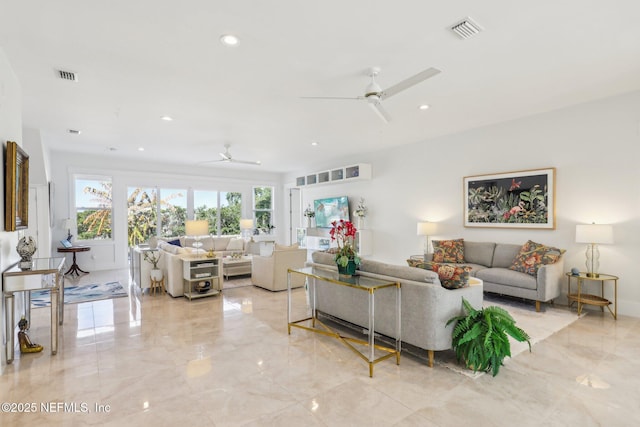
[289,187,301,245]
[28,184,52,258]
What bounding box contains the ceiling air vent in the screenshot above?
[450,17,483,40]
[57,69,78,82]
[67,129,81,135]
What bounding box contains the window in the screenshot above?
[220,191,241,235]
[127,186,157,247]
[159,188,187,237]
[253,186,273,232]
[194,190,218,233]
[75,176,112,240]
[194,190,242,236]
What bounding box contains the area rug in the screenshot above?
[30,282,128,307]
[432,294,585,378]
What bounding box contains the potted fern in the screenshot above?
[446,297,531,376]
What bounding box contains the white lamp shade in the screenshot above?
[417,221,437,236]
[575,224,613,244]
[185,220,209,236]
[240,219,254,230]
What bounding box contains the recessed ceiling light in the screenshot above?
[67,129,81,134]
[138,147,145,152]
[418,104,430,110]
[220,34,239,46]
[160,115,173,121]
[311,141,318,146]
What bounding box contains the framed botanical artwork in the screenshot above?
[464,167,556,229]
[4,141,30,231]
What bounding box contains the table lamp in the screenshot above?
[240,218,254,241]
[62,218,74,242]
[185,219,209,256]
[575,223,613,278]
[417,221,437,256]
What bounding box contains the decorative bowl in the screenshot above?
[195,281,211,293]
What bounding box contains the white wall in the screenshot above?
[49,151,284,271]
[289,90,640,317]
[0,47,23,369]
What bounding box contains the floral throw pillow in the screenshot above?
[413,261,471,289]
[509,240,566,276]
[432,239,464,263]
[406,258,424,268]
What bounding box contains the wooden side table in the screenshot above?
[57,246,91,276]
[566,272,618,319]
[149,276,165,295]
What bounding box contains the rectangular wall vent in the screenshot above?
[451,17,483,39]
[57,69,78,82]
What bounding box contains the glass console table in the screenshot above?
[2,257,66,363]
[287,266,401,377]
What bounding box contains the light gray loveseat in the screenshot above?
[307,251,483,367]
[425,241,565,312]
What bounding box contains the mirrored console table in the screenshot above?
[2,257,65,363]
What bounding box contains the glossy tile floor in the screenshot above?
[2,269,640,426]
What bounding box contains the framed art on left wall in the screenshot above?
[464,167,556,229]
[4,140,30,231]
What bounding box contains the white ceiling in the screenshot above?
[2,1,640,174]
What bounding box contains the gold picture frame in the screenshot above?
[4,141,29,231]
[464,167,556,229]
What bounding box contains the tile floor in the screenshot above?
[2,269,639,426]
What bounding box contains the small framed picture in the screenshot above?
[60,239,73,248]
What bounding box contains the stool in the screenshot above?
[150,276,165,295]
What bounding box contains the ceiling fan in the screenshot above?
[201,144,261,166]
[302,66,441,123]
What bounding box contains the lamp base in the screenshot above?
[586,272,600,278]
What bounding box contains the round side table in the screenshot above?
[566,272,618,319]
[57,246,91,276]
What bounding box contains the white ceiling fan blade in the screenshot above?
[380,67,441,99]
[369,102,391,123]
[230,159,262,165]
[300,96,364,101]
[197,158,226,164]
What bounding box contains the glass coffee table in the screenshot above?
[287,266,401,377]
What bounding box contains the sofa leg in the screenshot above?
[535,300,541,312]
[427,350,434,367]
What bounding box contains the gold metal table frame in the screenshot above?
[566,272,618,319]
[3,257,66,363]
[287,266,401,377]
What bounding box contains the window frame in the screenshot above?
[73,174,114,241]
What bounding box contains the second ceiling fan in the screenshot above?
[302,66,441,123]
[201,144,261,166]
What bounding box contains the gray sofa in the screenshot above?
[307,251,484,367]
[425,241,565,312]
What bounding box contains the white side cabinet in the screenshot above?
[355,230,373,257]
[182,257,221,300]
